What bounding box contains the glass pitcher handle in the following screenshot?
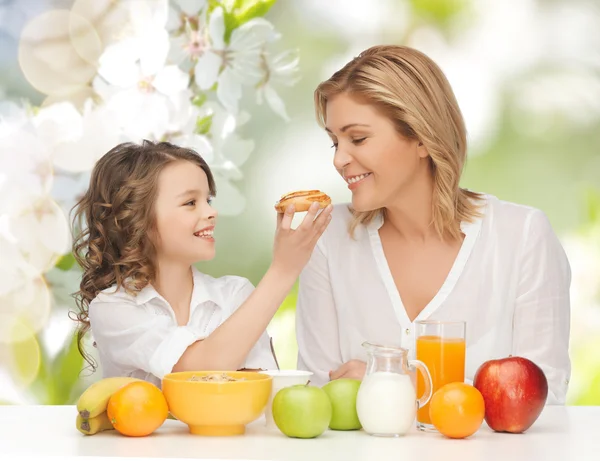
[409,359,432,409]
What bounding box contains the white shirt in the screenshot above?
[89,267,276,388]
[296,195,571,404]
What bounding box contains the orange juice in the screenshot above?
[416,335,466,425]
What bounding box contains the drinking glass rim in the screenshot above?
[415,320,466,326]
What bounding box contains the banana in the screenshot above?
[76,412,114,436]
[77,376,141,419]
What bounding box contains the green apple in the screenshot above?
[322,378,362,430]
[272,383,332,439]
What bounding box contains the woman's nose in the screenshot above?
[333,146,352,172]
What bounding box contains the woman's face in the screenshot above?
[325,93,430,212]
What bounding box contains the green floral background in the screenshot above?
[1,0,599,406]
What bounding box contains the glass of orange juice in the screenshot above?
[415,320,466,431]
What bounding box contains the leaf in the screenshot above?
[55,253,76,271]
[209,0,278,41]
[207,1,240,43]
[584,187,600,225]
[223,9,240,42]
[192,93,208,107]
[235,0,278,25]
[195,114,213,135]
[51,331,85,404]
[409,0,469,25]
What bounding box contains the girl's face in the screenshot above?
[325,93,430,212]
[153,160,218,264]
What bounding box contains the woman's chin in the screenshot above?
[351,196,379,213]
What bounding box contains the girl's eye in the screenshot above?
[352,137,366,145]
[185,199,196,206]
[330,142,338,149]
[207,197,214,205]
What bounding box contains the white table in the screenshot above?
[0,405,597,460]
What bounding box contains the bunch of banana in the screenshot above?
[76,412,114,435]
[75,376,141,435]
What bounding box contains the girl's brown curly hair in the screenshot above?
[71,140,216,370]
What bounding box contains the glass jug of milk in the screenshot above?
[356,342,432,437]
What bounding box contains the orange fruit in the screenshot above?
[429,382,485,439]
[107,381,169,437]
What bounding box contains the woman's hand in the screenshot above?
[271,202,333,278]
[329,360,367,381]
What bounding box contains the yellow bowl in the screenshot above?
[162,371,272,436]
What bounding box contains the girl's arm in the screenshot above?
[173,202,333,372]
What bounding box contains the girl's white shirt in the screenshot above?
[89,267,276,387]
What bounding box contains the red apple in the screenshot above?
[473,356,548,433]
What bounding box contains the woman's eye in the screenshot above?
[352,137,366,145]
[330,142,338,149]
[207,197,214,205]
[185,199,196,206]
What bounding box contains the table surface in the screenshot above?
[0,405,597,461]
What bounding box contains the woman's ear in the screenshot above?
[417,140,429,158]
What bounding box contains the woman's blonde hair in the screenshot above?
[71,140,216,369]
[314,45,482,239]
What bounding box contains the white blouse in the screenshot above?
[88,267,276,388]
[296,194,571,404]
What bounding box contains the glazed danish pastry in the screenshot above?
[274,190,331,213]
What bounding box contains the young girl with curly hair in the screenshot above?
[72,140,331,387]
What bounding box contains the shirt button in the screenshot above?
[405,328,410,335]
[565,379,570,385]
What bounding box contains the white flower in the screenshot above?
[9,196,71,274]
[194,7,276,113]
[170,102,253,215]
[33,100,124,173]
[93,0,192,140]
[0,101,30,138]
[168,0,211,67]
[256,49,300,121]
[0,231,39,297]
[0,122,53,217]
[167,0,207,32]
[0,274,52,343]
[50,171,91,218]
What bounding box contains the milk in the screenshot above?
[356,371,417,436]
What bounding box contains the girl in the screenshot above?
[72,140,332,387]
[296,45,571,404]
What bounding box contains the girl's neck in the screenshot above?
[153,260,194,324]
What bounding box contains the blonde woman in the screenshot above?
[295,45,571,404]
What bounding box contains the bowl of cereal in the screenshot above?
[162,371,272,436]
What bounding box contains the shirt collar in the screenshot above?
[134,266,218,308]
[367,210,385,231]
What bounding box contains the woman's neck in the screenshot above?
[383,170,436,242]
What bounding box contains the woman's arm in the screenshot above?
[296,238,344,386]
[512,210,571,404]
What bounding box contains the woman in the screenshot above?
[295,45,571,404]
